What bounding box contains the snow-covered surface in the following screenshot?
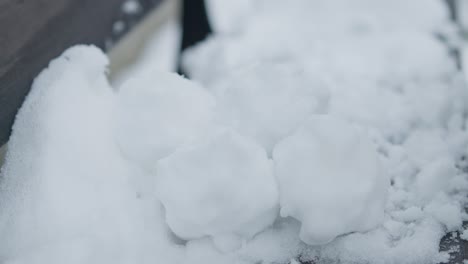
[0,46,181,263]
[122,0,142,15]
[1,1,468,264]
[464,44,468,79]
[213,63,329,153]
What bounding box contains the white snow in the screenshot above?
[461,229,468,241]
[273,116,387,245]
[114,71,216,171]
[0,46,181,263]
[464,44,468,79]
[1,0,468,264]
[459,0,468,32]
[155,129,278,252]
[213,63,329,153]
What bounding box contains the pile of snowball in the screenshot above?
[1,0,468,263]
[0,46,388,264]
[115,56,388,250]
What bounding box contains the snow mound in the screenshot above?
[273,116,388,245]
[1,0,468,263]
[214,63,329,153]
[114,72,216,170]
[155,129,278,251]
[0,45,180,263]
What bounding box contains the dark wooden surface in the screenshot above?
[0,0,163,146]
[178,0,212,75]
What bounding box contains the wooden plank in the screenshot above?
[0,0,163,146]
[177,0,211,75]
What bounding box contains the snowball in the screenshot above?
[214,63,329,153]
[391,206,424,223]
[155,129,278,251]
[273,115,388,245]
[114,72,216,170]
[424,195,463,232]
[403,130,452,168]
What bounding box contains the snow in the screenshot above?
[213,63,329,153]
[1,0,468,263]
[114,71,216,171]
[413,157,458,203]
[459,0,468,32]
[0,46,181,263]
[155,129,278,252]
[464,44,468,79]
[273,116,387,245]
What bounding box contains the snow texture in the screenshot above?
[273,116,387,245]
[0,46,181,263]
[155,129,278,252]
[213,63,329,153]
[1,0,468,264]
[114,71,215,171]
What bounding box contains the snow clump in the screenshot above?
[155,129,278,251]
[273,115,388,245]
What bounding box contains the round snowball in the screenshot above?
[273,115,388,245]
[215,63,330,153]
[155,129,279,251]
[114,72,216,170]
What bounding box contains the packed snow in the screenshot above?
[213,63,329,153]
[155,129,278,252]
[1,0,468,264]
[114,71,215,171]
[0,46,181,263]
[273,116,387,245]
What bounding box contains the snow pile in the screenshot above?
[1,0,468,263]
[156,129,278,252]
[274,116,387,245]
[213,63,329,153]
[180,0,468,263]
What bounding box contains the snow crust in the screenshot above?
[1,0,468,264]
[213,64,329,153]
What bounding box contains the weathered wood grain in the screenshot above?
[0,0,163,146]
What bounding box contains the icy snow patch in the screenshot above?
[273,116,388,245]
[155,129,278,251]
